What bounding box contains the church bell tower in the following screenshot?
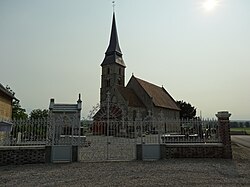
[100,13,126,105]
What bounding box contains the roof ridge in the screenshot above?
[134,76,162,89]
[0,82,17,100]
[132,76,180,110]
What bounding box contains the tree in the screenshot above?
[245,121,250,128]
[230,121,239,128]
[87,103,100,120]
[176,100,196,119]
[29,109,49,119]
[12,100,28,119]
[5,85,28,119]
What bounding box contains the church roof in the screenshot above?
[116,86,145,108]
[106,13,122,56]
[101,13,125,67]
[101,54,125,67]
[134,76,180,111]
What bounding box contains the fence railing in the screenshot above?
[0,117,221,146]
[87,118,221,144]
[0,115,83,146]
[0,118,49,146]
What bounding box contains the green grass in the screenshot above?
[230,127,250,135]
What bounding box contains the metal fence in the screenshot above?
[0,114,84,146]
[78,117,221,161]
[85,117,220,144]
[0,116,221,147]
[0,118,49,146]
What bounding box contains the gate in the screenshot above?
[48,113,82,162]
[79,111,221,161]
[79,120,138,161]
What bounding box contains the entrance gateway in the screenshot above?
[48,96,222,162]
[48,96,138,162]
[79,119,138,161]
[79,101,166,162]
[48,96,82,163]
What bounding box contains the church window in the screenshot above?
[118,77,122,85]
[107,67,110,74]
[106,79,110,87]
[112,96,117,103]
[133,110,137,121]
[119,68,121,75]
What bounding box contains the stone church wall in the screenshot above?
[153,107,179,120]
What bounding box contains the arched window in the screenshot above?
[133,110,137,121]
[118,77,122,85]
[106,79,110,87]
[112,96,117,103]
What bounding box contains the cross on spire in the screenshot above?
[112,1,115,13]
[101,2,125,67]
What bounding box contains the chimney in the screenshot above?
[49,98,55,110]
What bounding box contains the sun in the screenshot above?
[202,0,219,12]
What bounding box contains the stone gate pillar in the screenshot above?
[216,111,232,159]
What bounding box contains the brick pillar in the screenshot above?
[216,111,232,159]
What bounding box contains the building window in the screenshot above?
[106,79,110,87]
[119,68,121,75]
[133,110,137,121]
[118,77,122,85]
[107,67,110,74]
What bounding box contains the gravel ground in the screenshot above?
[0,144,250,187]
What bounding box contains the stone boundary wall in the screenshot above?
[164,143,224,158]
[0,146,47,166]
[137,143,225,160]
[0,146,78,166]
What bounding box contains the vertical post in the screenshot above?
[106,92,110,160]
[77,94,82,146]
[17,132,22,144]
[138,112,142,144]
[51,114,55,146]
[216,111,232,159]
[158,112,164,144]
[71,115,74,145]
[107,92,110,133]
[77,113,80,146]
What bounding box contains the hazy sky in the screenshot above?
[0,0,249,120]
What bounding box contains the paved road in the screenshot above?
[231,135,250,148]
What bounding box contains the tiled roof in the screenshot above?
[0,83,17,100]
[134,77,180,110]
[116,86,145,108]
[50,104,79,112]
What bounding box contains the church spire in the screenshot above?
[105,13,122,56]
[100,7,126,105]
[101,12,125,67]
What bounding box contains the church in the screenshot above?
[94,13,180,121]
